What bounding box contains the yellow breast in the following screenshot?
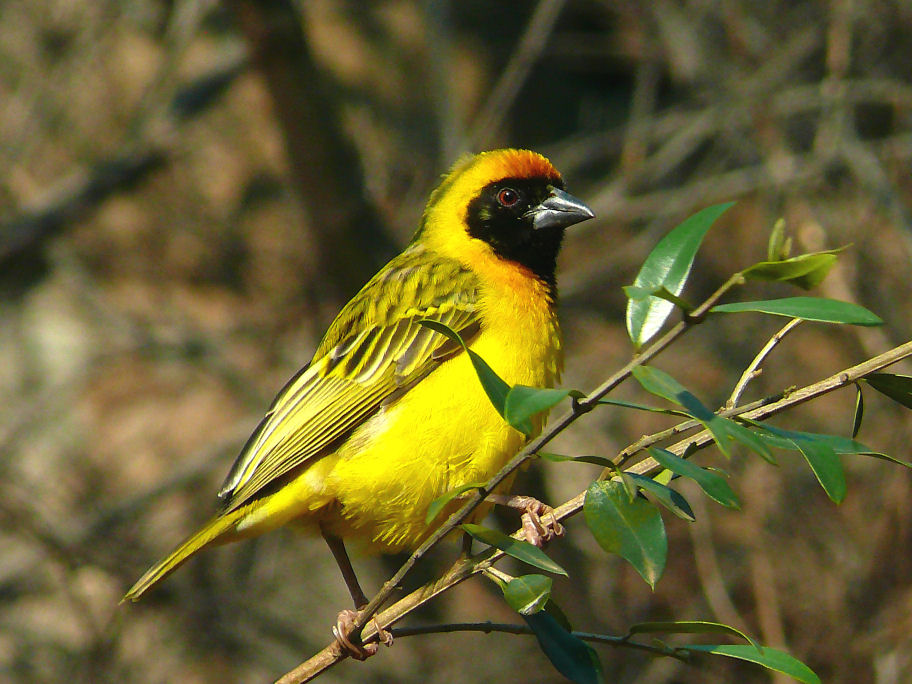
[319,268,562,552]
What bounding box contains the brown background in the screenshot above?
[2,1,911,682]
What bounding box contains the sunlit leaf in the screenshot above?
[584,480,666,588]
[631,367,772,461]
[461,524,567,576]
[626,202,734,347]
[505,386,570,435]
[628,620,760,651]
[627,474,695,521]
[648,448,740,508]
[741,250,843,290]
[538,452,616,468]
[710,297,882,326]
[789,436,845,503]
[503,574,552,615]
[687,644,820,684]
[417,319,511,420]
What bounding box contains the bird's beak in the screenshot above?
[527,187,595,230]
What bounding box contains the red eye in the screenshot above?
[496,187,519,207]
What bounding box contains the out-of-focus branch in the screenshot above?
[228,0,398,304]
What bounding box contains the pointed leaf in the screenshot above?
[425,481,486,524]
[417,319,511,419]
[706,417,775,463]
[767,218,790,261]
[789,436,846,503]
[503,574,552,615]
[628,620,760,651]
[595,397,692,418]
[630,366,715,420]
[538,452,616,468]
[687,644,820,684]
[627,473,695,521]
[524,611,605,684]
[461,524,567,576]
[626,202,735,347]
[631,367,772,461]
[648,448,740,508]
[852,383,864,438]
[864,373,912,409]
[584,480,667,588]
[505,386,570,435]
[741,250,842,290]
[710,297,882,326]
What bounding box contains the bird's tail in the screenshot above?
[121,509,243,602]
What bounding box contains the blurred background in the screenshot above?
[2,1,911,682]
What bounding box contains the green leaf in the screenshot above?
[584,480,667,588]
[707,417,775,463]
[538,452,616,468]
[687,644,820,684]
[627,473,695,521]
[595,397,692,418]
[741,251,842,290]
[623,285,694,312]
[789,436,846,503]
[648,448,740,508]
[864,373,912,409]
[767,218,790,261]
[852,384,864,438]
[524,611,605,684]
[461,524,567,576]
[503,574,552,615]
[505,386,570,435]
[425,481,486,524]
[417,319,511,420]
[631,367,772,462]
[626,202,735,347]
[628,620,760,651]
[710,297,883,326]
[630,366,715,420]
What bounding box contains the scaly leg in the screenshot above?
[320,524,393,660]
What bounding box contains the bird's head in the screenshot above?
[418,149,594,287]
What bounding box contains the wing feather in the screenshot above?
[218,248,479,511]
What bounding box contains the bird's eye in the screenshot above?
[496,187,520,207]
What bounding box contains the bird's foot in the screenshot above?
[332,608,393,661]
[488,494,565,547]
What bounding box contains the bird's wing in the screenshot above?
[217,248,480,512]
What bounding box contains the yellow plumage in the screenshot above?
[124,149,592,602]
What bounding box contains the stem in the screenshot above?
[726,318,803,409]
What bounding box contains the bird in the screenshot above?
[122,148,594,657]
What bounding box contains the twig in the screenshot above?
[276,336,912,683]
[726,318,804,409]
[468,0,567,150]
[388,621,689,660]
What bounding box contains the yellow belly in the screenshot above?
[234,317,559,553]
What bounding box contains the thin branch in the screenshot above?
[276,336,912,683]
[726,318,804,409]
[389,621,689,660]
[468,0,567,150]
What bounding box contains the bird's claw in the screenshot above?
[332,608,393,660]
[514,496,565,547]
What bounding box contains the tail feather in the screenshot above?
[122,510,242,602]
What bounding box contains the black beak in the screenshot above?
[527,187,595,230]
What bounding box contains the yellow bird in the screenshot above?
[123,148,593,654]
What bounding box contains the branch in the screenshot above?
[277,334,912,683]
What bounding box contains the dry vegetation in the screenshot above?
[2,1,912,682]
